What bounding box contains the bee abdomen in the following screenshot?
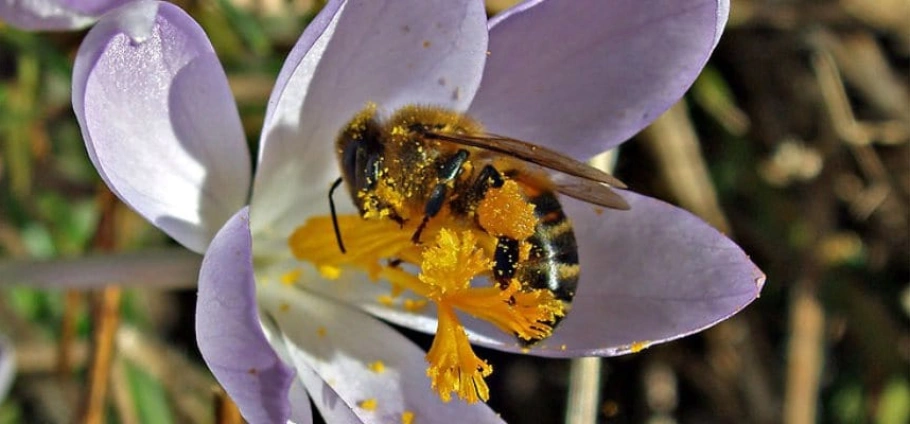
[491,191,579,303]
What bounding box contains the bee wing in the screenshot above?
[424,132,627,189]
[551,174,630,210]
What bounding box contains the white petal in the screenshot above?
[259,284,504,424]
[73,1,251,253]
[250,0,488,243]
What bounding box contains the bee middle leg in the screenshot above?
[412,149,471,243]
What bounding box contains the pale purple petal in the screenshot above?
[250,0,488,241]
[0,0,127,30]
[286,378,314,424]
[0,334,13,402]
[0,249,199,289]
[258,286,504,424]
[465,192,764,357]
[468,0,729,159]
[73,0,250,254]
[196,207,293,423]
[59,0,131,15]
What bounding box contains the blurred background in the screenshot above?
[0,0,907,422]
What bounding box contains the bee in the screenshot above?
[330,105,629,338]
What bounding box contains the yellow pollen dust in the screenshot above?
[401,410,415,424]
[476,180,538,240]
[280,269,302,285]
[368,360,386,374]
[630,341,650,353]
[318,265,341,280]
[358,398,378,411]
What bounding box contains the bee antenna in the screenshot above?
[328,177,347,254]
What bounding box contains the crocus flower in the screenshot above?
[73,0,763,422]
[0,0,132,30]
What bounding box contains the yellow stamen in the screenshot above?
[445,280,564,341]
[419,229,492,296]
[425,304,492,403]
[290,208,562,404]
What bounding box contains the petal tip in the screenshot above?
[109,0,161,43]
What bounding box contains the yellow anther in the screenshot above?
[425,305,491,403]
[419,229,492,296]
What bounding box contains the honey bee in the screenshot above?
[330,105,629,338]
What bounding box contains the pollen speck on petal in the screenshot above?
[358,398,378,411]
[368,361,386,374]
[401,410,416,424]
[630,341,651,353]
[280,269,302,285]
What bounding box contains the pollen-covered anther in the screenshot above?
[425,304,492,403]
[418,229,493,297]
[448,279,565,341]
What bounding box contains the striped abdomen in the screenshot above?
[493,190,579,303]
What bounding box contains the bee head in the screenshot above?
[337,111,383,202]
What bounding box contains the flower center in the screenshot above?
[287,105,568,403]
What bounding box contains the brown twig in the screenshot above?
[57,290,82,376]
[639,101,731,233]
[215,387,243,424]
[783,285,825,424]
[82,287,122,424]
[80,187,123,424]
